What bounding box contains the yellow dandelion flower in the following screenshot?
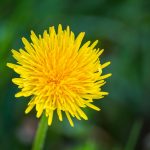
[7,24,111,127]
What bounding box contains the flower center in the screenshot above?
[47,79,61,85]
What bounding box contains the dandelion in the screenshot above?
[7,24,111,127]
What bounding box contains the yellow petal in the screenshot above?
[58,24,63,34]
[15,91,32,97]
[97,49,104,56]
[57,109,63,121]
[90,40,98,49]
[36,105,44,118]
[7,63,18,69]
[48,110,54,126]
[76,107,88,120]
[100,73,112,80]
[22,37,35,54]
[25,104,35,114]
[101,61,111,69]
[100,92,109,95]
[86,103,100,111]
[65,111,74,127]
[74,32,85,50]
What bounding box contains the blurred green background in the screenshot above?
[0,0,150,150]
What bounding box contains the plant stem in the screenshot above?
[32,115,48,150]
[125,119,143,150]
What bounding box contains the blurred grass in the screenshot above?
[125,119,143,150]
[0,0,150,150]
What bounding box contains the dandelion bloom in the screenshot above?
[7,25,111,127]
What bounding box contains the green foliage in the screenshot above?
[0,0,150,149]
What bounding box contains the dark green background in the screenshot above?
[0,0,150,150]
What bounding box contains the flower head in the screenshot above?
[7,24,111,127]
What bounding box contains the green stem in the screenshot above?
[32,115,48,150]
[125,119,143,150]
